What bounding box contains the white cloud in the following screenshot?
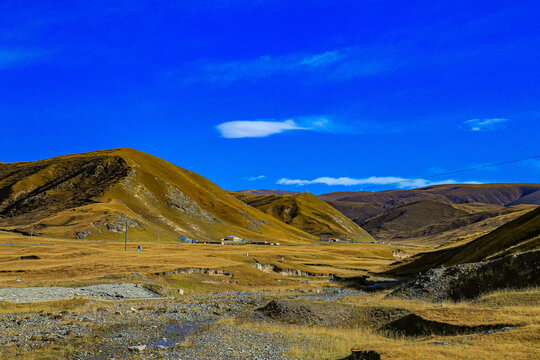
[247,175,265,181]
[216,116,330,138]
[462,118,508,132]
[277,176,481,189]
[277,176,407,186]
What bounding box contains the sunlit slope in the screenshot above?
[231,192,373,242]
[388,206,540,276]
[0,148,315,242]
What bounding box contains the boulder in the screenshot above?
[340,347,381,360]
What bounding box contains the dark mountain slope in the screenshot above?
[388,206,540,276]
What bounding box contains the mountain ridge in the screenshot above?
[0,148,316,243]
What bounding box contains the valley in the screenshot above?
[0,149,538,360]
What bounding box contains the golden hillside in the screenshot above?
[230,192,373,242]
[0,148,315,243]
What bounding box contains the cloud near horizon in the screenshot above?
[277,176,481,189]
[246,175,266,181]
[216,116,330,138]
[462,118,508,132]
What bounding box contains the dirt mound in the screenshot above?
[248,300,362,327]
[389,250,540,302]
[382,313,514,337]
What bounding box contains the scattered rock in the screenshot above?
[392,248,412,260]
[389,250,540,302]
[128,344,147,352]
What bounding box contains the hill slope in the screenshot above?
[319,184,540,207]
[231,192,373,242]
[319,184,540,245]
[0,149,315,243]
[388,206,540,276]
[237,189,300,196]
[359,200,535,246]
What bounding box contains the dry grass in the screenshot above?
[0,298,90,314]
[237,288,540,360]
[0,234,412,290]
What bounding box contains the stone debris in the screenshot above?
[0,282,163,303]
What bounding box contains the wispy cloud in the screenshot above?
[246,175,266,181]
[0,49,43,70]
[216,116,330,138]
[277,176,481,189]
[461,118,508,132]
[180,47,391,84]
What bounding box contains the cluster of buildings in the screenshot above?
[178,235,279,246]
[319,237,342,243]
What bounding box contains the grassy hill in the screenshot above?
[387,206,540,276]
[237,189,301,196]
[230,192,373,242]
[0,148,315,243]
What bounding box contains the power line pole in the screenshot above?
[30,225,33,242]
[124,219,128,251]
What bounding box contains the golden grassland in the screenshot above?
[1,231,538,360]
[0,233,421,290]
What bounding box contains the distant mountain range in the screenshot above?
[2,149,538,247]
[317,184,540,245]
[235,185,540,246]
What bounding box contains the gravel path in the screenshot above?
[0,283,162,303]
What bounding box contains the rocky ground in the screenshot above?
[0,283,162,303]
[0,287,365,359]
[388,250,540,302]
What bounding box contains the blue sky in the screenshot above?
[1,1,539,194]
